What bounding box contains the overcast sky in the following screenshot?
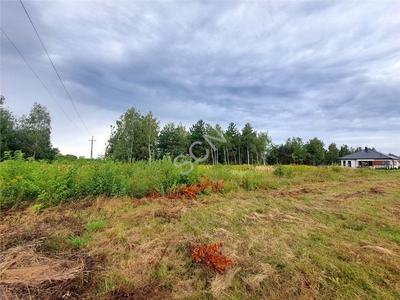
[1,0,399,158]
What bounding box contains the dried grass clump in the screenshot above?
[154,206,184,222]
[210,267,241,297]
[360,245,398,256]
[0,239,92,300]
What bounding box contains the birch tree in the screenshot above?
[142,112,159,162]
[107,107,142,162]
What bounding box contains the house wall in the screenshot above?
[341,160,356,168]
[394,160,399,169]
[340,159,397,168]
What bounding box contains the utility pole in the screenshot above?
[104,125,113,157]
[89,136,96,159]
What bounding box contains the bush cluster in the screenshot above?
[0,156,199,208]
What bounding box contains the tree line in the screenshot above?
[106,108,272,165]
[106,106,360,165]
[268,137,362,166]
[0,98,362,164]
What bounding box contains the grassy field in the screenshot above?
[1,164,399,299]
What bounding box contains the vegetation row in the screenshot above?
[0,151,362,209]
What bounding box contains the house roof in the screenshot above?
[340,147,394,160]
[388,153,400,161]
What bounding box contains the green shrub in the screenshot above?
[242,172,267,190]
[68,235,92,247]
[86,220,107,231]
[273,165,285,177]
[273,164,296,178]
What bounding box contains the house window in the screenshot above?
[342,161,346,167]
[347,161,351,167]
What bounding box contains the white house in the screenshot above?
[340,147,399,169]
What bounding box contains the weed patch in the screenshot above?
[86,220,107,231]
[69,235,92,247]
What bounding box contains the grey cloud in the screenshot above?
[1,0,399,156]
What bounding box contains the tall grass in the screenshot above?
[0,156,199,207]
[0,156,367,208]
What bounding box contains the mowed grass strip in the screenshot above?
[0,168,399,299]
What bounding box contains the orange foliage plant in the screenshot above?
[191,243,234,274]
[168,176,224,199]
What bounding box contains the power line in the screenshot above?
[19,0,92,136]
[1,27,87,138]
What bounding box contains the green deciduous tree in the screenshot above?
[256,131,272,165]
[15,102,53,159]
[158,122,189,158]
[275,137,307,164]
[325,142,339,165]
[339,144,351,158]
[0,96,16,159]
[107,107,160,162]
[142,112,160,162]
[107,107,143,162]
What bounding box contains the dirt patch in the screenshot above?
[381,182,400,188]
[273,191,301,200]
[91,197,130,211]
[369,187,384,194]
[0,221,52,251]
[1,213,84,251]
[108,281,172,300]
[0,239,98,300]
[304,179,325,183]
[272,188,316,200]
[299,187,312,193]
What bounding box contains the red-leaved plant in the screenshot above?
[191,243,234,274]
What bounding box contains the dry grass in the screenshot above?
[0,239,98,300]
[1,168,399,299]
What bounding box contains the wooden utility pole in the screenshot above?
[89,136,96,159]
